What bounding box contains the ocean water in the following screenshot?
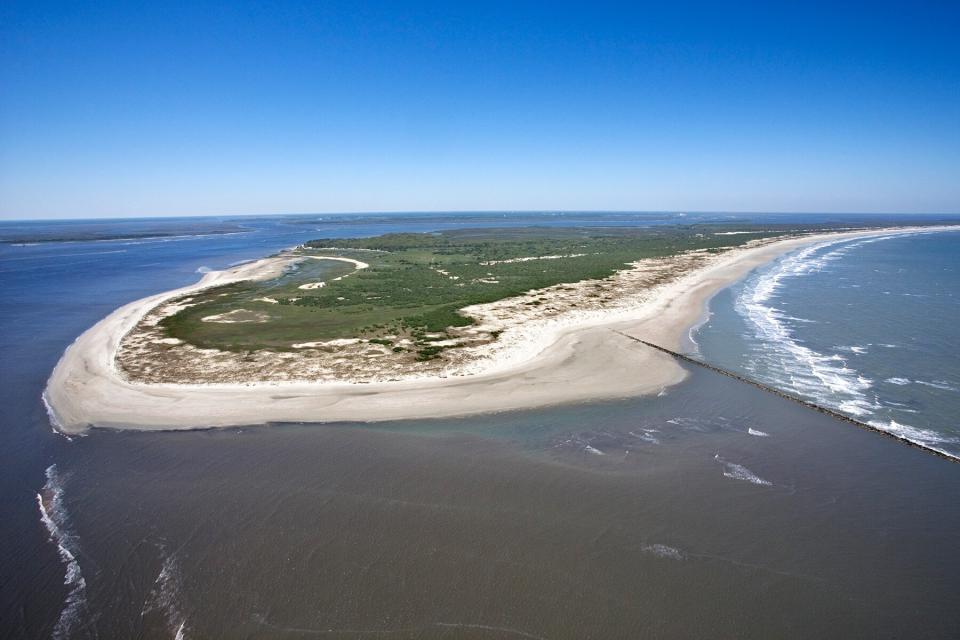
[2,213,960,639]
[696,229,960,459]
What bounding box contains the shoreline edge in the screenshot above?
[44,226,958,433]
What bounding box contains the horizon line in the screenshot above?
[4,209,960,223]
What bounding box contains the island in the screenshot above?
[44,224,947,433]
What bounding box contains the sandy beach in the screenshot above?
[44,226,950,433]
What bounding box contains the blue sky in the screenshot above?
[1,1,958,219]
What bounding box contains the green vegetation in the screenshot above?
[159,225,781,352]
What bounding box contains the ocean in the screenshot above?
[695,228,960,459]
[2,212,959,639]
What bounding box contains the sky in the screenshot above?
[1,1,958,219]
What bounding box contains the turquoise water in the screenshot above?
[697,228,960,458]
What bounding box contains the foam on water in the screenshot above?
[883,377,956,392]
[41,391,79,442]
[867,419,958,447]
[916,380,957,392]
[37,464,89,639]
[666,416,735,433]
[734,235,902,418]
[641,544,685,560]
[629,429,661,445]
[727,229,960,457]
[142,544,190,639]
[714,454,773,486]
[842,345,869,355]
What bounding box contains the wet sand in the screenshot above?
[44,226,954,433]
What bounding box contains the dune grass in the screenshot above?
[160,225,773,352]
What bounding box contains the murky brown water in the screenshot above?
[31,368,960,639]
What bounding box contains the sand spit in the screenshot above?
[296,255,368,290]
[305,255,369,269]
[44,227,954,433]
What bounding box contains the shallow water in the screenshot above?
[27,370,960,639]
[2,212,959,638]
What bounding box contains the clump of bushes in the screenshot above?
[416,345,445,361]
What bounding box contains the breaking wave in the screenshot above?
[733,230,960,457]
[866,420,960,458]
[41,391,79,442]
[37,464,90,639]
[735,235,902,418]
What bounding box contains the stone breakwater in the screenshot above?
[615,331,959,463]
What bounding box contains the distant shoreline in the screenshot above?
[43,225,958,433]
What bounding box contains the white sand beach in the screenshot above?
[43,227,951,433]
